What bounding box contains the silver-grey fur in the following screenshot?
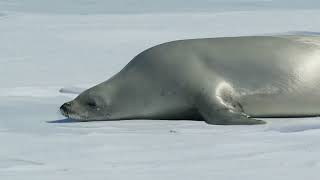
[60,35,320,125]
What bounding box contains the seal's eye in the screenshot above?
[87,101,97,108]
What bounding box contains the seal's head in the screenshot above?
[59,63,186,121]
[60,86,112,121]
[59,73,165,121]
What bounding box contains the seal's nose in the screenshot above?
[60,102,71,114]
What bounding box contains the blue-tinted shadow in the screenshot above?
[47,118,81,123]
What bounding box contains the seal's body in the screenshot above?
[60,36,320,125]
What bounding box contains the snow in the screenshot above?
[2,1,320,179]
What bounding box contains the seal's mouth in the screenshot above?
[63,113,83,121]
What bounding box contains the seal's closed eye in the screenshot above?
[87,101,97,108]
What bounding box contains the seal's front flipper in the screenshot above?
[197,82,266,125]
[200,108,266,125]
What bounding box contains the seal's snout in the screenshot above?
[60,102,71,116]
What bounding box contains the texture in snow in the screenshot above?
[1,1,320,180]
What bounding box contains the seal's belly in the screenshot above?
[241,93,320,117]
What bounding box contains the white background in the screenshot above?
[1,1,320,179]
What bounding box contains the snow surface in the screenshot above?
[2,1,320,180]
